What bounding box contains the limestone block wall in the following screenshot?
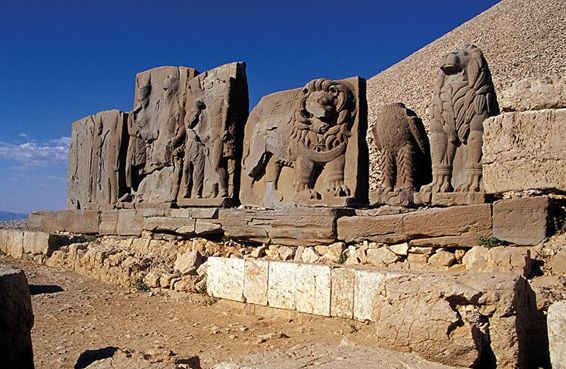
[206,256,535,368]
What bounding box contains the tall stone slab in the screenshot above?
[240,77,368,208]
[67,114,95,209]
[67,110,129,210]
[175,62,248,207]
[125,66,199,207]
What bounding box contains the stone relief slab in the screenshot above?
[67,110,128,210]
[124,66,199,206]
[175,62,248,207]
[240,77,368,208]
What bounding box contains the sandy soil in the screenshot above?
[2,256,380,369]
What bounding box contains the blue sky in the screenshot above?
[0,0,499,213]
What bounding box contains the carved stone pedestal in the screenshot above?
[176,197,232,208]
[370,189,415,207]
[414,191,487,207]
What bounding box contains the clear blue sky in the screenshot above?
[0,0,499,214]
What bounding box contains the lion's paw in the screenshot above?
[327,181,351,197]
[456,175,482,192]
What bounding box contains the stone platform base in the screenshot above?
[26,196,552,246]
[207,256,535,368]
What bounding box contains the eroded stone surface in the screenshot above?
[243,259,269,305]
[206,257,244,302]
[240,77,368,208]
[68,110,129,210]
[372,272,531,368]
[354,269,404,321]
[28,210,100,234]
[499,75,566,112]
[268,262,297,310]
[483,109,566,193]
[330,267,355,319]
[295,264,331,316]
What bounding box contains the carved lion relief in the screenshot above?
[241,77,368,208]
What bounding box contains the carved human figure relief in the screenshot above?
[422,44,499,193]
[171,100,208,199]
[242,77,367,208]
[373,103,431,194]
[125,76,151,190]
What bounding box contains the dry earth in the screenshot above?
[2,256,461,369]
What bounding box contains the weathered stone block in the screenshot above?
[206,257,244,302]
[220,208,353,246]
[268,261,297,310]
[295,264,331,316]
[28,210,100,234]
[22,231,69,257]
[338,205,491,247]
[493,197,550,245]
[240,77,368,208]
[499,76,566,112]
[143,216,196,235]
[194,220,222,236]
[548,300,566,369]
[337,214,404,244]
[243,259,269,306]
[330,267,355,319]
[371,272,531,368]
[0,268,34,369]
[116,210,143,236]
[483,109,566,193]
[168,208,219,219]
[99,210,119,235]
[4,230,24,259]
[354,269,404,321]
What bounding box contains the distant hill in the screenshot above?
[0,211,28,221]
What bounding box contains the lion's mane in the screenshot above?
[434,44,499,145]
[289,79,356,159]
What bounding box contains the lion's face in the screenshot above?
[301,79,353,134]
[440,44,482,76]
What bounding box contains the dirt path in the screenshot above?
[3,256,382,369]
